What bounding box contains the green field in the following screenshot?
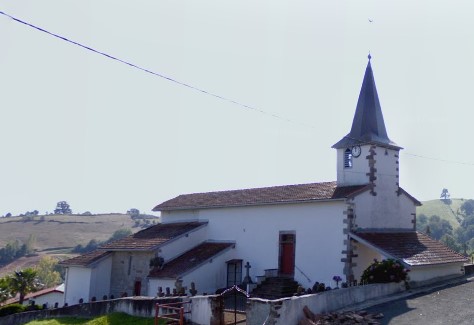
[416,198,465,228]
[24,312,163,325]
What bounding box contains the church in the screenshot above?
[61,57,467,305]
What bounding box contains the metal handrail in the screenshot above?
[295,265,312,283]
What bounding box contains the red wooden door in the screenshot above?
[280,242,295,275]
[134,280,141,296]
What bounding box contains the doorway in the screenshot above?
[279,232,295,276]
[226,259,243,287]
[134,279,142,296]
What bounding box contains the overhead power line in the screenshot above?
[0,10,315,129]
[402,152,474,166]
[2,11,474,168]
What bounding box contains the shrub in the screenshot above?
[360,259,409,284]
[0,303,26,316]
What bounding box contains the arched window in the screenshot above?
[344,148,353,168]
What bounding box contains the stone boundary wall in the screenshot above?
[0,297,186,325]
[247,282,406,325]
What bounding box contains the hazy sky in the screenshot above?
[1,1,474,215]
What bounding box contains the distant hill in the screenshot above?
[416,199,465,229]
[0,213,148,250]
[0,213,159,277]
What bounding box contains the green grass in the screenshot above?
[24,312,164,325]
[417,198,465,229]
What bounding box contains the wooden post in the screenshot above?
[180,306,184,325]
[154,303,159,325]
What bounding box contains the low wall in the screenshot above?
[189,295,223,325]
[247,283,405,325]
[1,283,407,325]
[463,263,474,275]
[0,297,185,325]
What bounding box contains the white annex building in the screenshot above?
[61,57,467,305]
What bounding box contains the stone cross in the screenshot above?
[243,261,253,284]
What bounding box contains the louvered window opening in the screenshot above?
[344,148,353,168]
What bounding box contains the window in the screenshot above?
[127,256,133,275]
[226,260,242,287]
[344,148,353,168]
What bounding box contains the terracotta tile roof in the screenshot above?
[99,221,207,251]
[352,231,468,266]
[5,285,64,305]
[153,182,367,211]
[59,250,111,267]
[149,241,235,278]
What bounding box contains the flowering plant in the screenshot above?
[332,275,342,288]
[361,259,409,284]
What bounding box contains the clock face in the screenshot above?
[351,145,361,158]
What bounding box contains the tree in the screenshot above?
[460,200,474,217]
[0,277,10,303]
[440,188,450,200]
[25,234,36,255]
[8,268,39,304]
[54,201,72,214]
[416,214,428,232]
[424,215,453,240]
[35,256,62,288]
[108,229,132,242]
[127,208,140,217]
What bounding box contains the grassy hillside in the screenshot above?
[416,199,465,229]
[0,213,158,277]
[0,214,143,251]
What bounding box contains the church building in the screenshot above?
[60,57,466,305]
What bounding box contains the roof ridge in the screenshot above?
[153,182,368,212]
[175,181,337,197]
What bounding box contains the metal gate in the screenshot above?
[220,285,248,325]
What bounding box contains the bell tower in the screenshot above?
[332,55,402,195]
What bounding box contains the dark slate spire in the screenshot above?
[333,56,401,150]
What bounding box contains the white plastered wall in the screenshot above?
[89,255,113,300]
[180,246,235,295]
[353,190,415,230]
[25,292,64,308]
[148,246,235,297]
[336,146,371,186]
[164,201,348,287]
[408,263,464,283]
[159,225,208,262]
[64,267,91,306]
[351,242,385,281]
[147,278,176,297]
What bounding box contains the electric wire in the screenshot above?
[2,11,474,168]
[0,10,316,130]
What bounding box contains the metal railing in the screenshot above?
[295,265,312,283]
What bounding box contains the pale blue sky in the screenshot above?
[1,0,473,215]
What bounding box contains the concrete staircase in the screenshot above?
[250,276,300,299]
